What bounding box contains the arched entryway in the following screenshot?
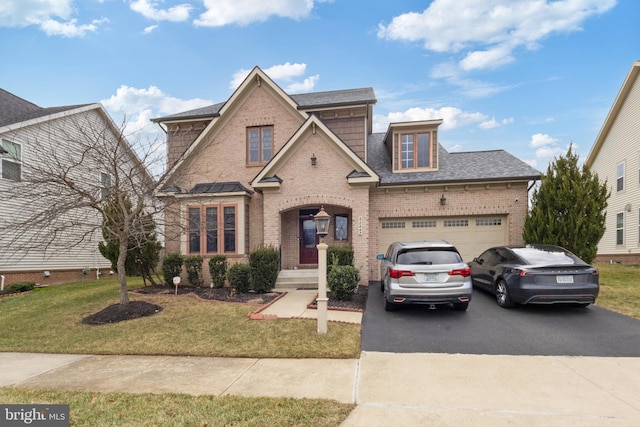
[280,204,352,270]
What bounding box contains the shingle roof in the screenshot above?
[151,88,376,123]
[0,88,90,128]
[367,133,540,185]
[189,181,254,195]
[290,88,376,109]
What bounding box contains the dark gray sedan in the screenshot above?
[469,245,599,308]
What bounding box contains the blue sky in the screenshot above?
[1,0,638,173]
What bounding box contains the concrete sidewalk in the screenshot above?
[1,351,640,426]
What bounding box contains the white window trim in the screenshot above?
[616,211,624,246]
[1,138,23,181]
[617,161,625,192]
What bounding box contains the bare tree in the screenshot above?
[0,106,167,305]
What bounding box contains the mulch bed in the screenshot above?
[82,285,368,325]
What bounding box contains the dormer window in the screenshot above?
[401,132,431,169]
[386,121,441,173]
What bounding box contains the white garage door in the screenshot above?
[378,216,507,263]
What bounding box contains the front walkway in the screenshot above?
[257,288,363,323]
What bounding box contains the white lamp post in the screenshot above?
[313,206,330,335]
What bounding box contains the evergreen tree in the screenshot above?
[523,146,609,263]
[99,194,162,286]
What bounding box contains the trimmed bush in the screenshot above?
[2,281,35,295]
[249,246,279,293]
[227,263,251,293]
[161,253,183,286]
[184,255,204,287]
[208,255,228,288]
[327,245,354,277]
[328,265,360,300]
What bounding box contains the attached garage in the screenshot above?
[378,216,508,263]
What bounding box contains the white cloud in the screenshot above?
[230,63,318,92]
[529,133,558,148]
[0,0,107,37]
[373,106,490,133]
[130,0,192,22]
[378,0,616,71]
[101,85,213,143]
[143,24,158,34]
[284,75,320,93]
[39,17,107,37]
[479,117,514,129]
[195,0,316,27]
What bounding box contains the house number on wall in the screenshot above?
[358,216,363,236]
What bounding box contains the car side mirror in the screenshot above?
[376,254,385,261]
[473,257,483,265]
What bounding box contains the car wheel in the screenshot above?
[383,290,396,311]
[495,280,515,308]
[380,279,384,292]
[452,301,469,311]
[576,303,591,308]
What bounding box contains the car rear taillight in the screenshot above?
[515,269,531,277]
[389,269,414,279]
[449,267,471,277]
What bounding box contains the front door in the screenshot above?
[299,217,318,264]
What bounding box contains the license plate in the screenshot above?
[425,273,438,281]
[556,275,574,284]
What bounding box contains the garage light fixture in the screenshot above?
[440,194,447,206]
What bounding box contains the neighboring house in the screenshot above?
[586,60,640,264]
[154,67,540,284]
[0,89,142,285]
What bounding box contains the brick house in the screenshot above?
[154,67,540,284]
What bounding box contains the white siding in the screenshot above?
[591,73,640,256]
[0,108,137,272]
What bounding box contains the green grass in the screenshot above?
[0,388,354,427]
[595,263,640,319]
[0,277,360,358]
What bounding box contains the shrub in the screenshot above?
[208,255,228,288]
[327,246,354,277]
[328,265,360,300]
[249,246,279,293]
[227,263,251,293]
[161,253,183,286]
[2,281,35,295]
[184,255,204,287]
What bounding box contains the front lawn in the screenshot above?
[0,277,360,358]
[595,263,640,319]
[0,388,354,427]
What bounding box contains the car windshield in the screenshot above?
[397,249,462,265]
[511,246,584,265]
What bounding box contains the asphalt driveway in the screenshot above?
[362,282,640,357]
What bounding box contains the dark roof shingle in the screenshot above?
[0,88,90,128]
[152,88,376,123]
[367,133,540,185]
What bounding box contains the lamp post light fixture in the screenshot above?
[313,206,331,334]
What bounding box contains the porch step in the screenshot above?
[275,269,319,289]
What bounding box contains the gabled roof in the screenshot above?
[252,115,379,188]
[367,133,540,185]
[0,88,90,128]
[156,67,309,192]
[585,60,640,168]
[151,87,376,123]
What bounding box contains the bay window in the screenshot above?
[188,204,237,254]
